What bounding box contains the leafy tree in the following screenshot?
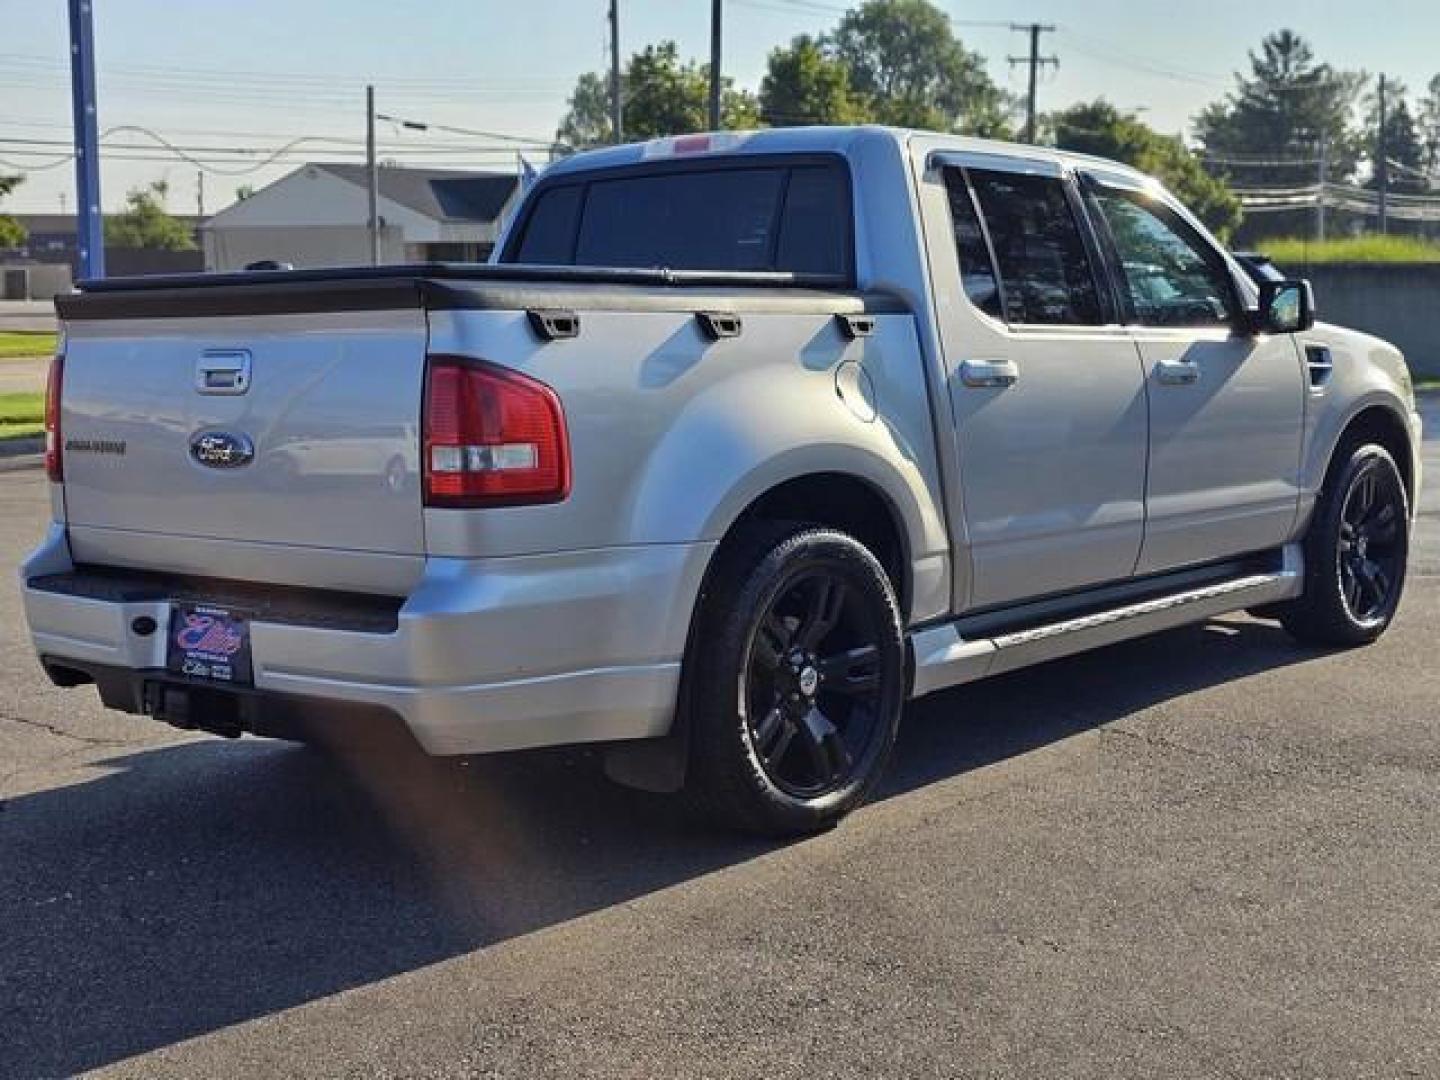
[103,181,196,250]
[0,174,26,249]
[1364,78,1427,194]
[556,41,760,148]
[1193,30,1364,184]
[828,0,1010,135]
[760,34,869,127]
[1052,101,1242,239]
[556,72,612,148]
[234,184,255,202]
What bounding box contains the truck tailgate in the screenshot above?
[59,308,428,569]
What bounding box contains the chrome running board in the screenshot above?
[909,544,1304,698]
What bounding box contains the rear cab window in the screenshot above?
[942,164,1106,328]
[504,157,853,279]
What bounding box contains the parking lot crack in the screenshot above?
[0,709,126,749]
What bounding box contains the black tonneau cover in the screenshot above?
[56,263,905,321]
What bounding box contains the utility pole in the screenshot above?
[1376,74,1389,234]
[67,0,104,279]
[1009,22,1057,145]
[196,170,205,220]
[366,84,380,265]
[708,0,723,131]
[1316,135,1327,243]
[608,0,623,144]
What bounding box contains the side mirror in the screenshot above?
[1253,279,1315,334]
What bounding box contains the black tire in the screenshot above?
[682,522,906,836]
[1280,441,1409,646]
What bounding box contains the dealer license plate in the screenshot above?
[166,604,254,686]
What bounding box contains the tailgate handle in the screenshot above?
[195,349,252,395]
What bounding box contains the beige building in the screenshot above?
[201,163,521,271]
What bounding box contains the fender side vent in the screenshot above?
[1304,344,1333,389]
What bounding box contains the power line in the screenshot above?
[370,115,558,148]
[0,52,574,90]
[735,0,848,14]
[1059,29,1227,88]
[1201,153,1323,167]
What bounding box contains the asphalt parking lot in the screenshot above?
[2,399,1437,1079]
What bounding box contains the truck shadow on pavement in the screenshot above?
[0,616,1327,1077]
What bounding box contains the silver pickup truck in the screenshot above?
[21,127,1422,835]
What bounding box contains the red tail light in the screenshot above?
[44,352,63,482]
[422,357,570,507]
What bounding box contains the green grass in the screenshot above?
[1259,235,1440,265]
[0,331,57,360]
[0,391,44,440]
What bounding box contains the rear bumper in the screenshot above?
[21,524,716,755]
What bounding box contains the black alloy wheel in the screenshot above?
[683,523,905,835]
[745,569,888,799]
[1335,460,1405,626]
[1281,441,1409,646]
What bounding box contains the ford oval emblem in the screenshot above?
[190,430,255,469]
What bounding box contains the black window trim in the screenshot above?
[500,151,857,285]
[940,164,1009,325]
[1076,171,1245,331]
[1060,170,1126,326]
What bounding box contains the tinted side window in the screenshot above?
[576,169,785,271]
[514,184,582,263]
[775,165,851,275]
[942,168,1003,320]
[1089,187,1236,328]
[968,170,1103,326]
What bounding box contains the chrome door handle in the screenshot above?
[1155,359,1199,386]
[961,358,1019,388]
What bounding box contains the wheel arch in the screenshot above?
[716,471,914,618]
[604,469,917,796]
[1323,401,1416,509]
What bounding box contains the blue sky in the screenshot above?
[3,0,1438,214]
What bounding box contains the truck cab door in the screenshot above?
[1077,171,1306,574]
[923,155,1150,610]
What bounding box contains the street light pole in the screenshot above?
[608,0,623,144]
[1009,22,1057,145]
[709,0,722,131]
[366,84,380,265]
[67,0,104,279]
[1376,74,1389,235]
